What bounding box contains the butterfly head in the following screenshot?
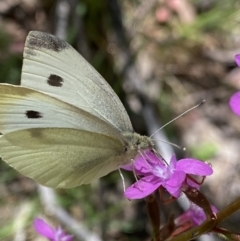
[122,132,154,152]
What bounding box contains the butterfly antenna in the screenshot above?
[154,139,186,151]
[150,100,205,138]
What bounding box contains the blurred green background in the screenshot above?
[0,0,240,240]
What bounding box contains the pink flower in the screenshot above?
[229,92,240,116]
[235,54,240,66]
[122,151,213,200]
[229,54,240,116]
[175,203,218,227]
[33,218,73,241]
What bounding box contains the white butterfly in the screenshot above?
[0,31,153,188]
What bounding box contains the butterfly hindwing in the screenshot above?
[0,128,126,187]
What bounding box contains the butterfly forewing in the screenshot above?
[21,31,133,133]
[0,84,126,143]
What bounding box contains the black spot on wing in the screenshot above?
[26,110,42,119]
[27,31,69,52]
[47,74,63,87]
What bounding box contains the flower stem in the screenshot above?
[215,197,240,224]
[146,194,161,241]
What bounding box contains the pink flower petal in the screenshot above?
[55,227,73,241]
[121,159,150,175]
[229,91,240,116]
[175,203,217,227]
[169,154,177,170]
[121,150,164,175]
[235,54,240,67]
[62,235,74,241]
[166,171,186,187]
[186,178,200,189]
[163,171,186,197]
[124,175,162,199]
[33,218,54,239]
[176,159,213,175]
[144,150,164,165]
[167,187,182,198]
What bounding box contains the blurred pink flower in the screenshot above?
[235,54,240,66]
[229,54,240,116]
[156,7,172,23]
[229,92,240,116]
[33,218,73,241]
[122,150,213,200]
